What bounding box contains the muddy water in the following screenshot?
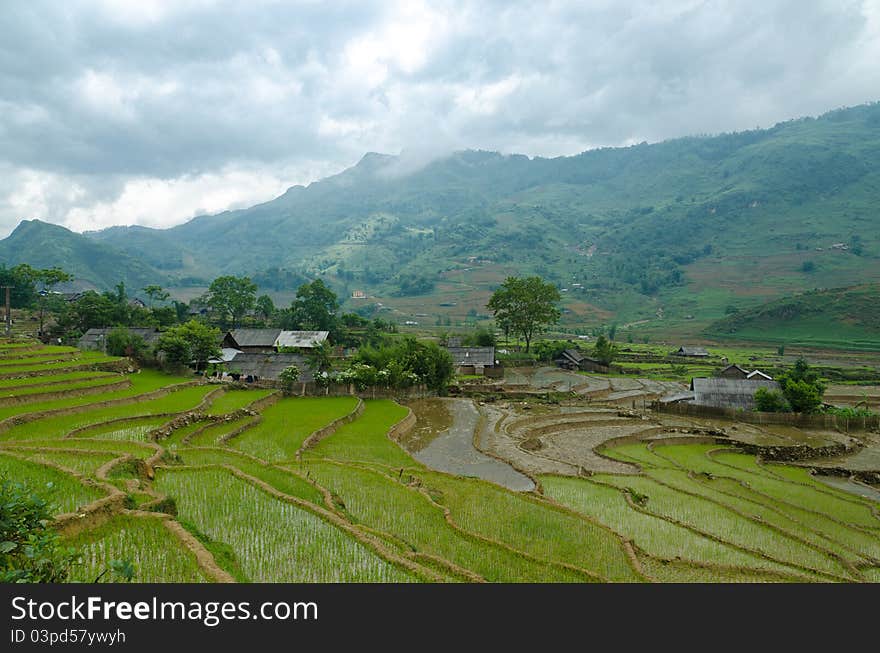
[403,398,535,492]
[816,475,880,503]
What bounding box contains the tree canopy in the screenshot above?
[487,276,561,352]
[205,275,257,329]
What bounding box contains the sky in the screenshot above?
[1,0,878,237]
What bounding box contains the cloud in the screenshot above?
[0,0,878,236]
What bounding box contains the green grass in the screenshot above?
[307,400,412,467]
[0,452,106,514]
[18,450,122,477]
[234,396,359,461]
[0,370,117,390]
[0,369,194,424]
[420,470,641,582]
[301,459,587,582]
[187,416,257,447]
[540,475,808,576]
[0,438,156,458]
[156,467,418,582]
[203,388,275,415]
[0,351,119,375]
[177,448,325,505]
[0,375,126,400]
[0,384,215,442]
[65,515,210,583]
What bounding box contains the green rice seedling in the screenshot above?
[308,400,414,467]
[650,443,729,475]
[693,476,880,564]
[203,388,275,416]
[178,448,324,505]
[593,473,851,579]
[539,475,810,576]
[637,556,804,583]
[600,442,670,468]
[0,369,194,424]
[19,450,122,478]
[65,515,210,583]
[0,371,117,390]
[0,352,80,367]
[302,460,614,582]
[0,452,105,514]
[156,467,418,582]
[161,420,210,449]
[233,396,359,461]
[1,439,156,458]
[710,451,880,529]
[0,384,216,442]
[186,416,257,447]
[0,353,118,376]
[420,471,640,582]
[646,467,861,572]
[80,419,170,442]
[862,567,880,582]
[0,376,127,401]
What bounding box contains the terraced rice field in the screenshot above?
[1,340,877,583]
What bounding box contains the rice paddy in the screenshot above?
[2,342,878,583]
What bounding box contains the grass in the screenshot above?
[178,447,325,505]
[0,375,126,400]
[307,400,413,467]
[540,475,809,576]
[0,370,117,390]
[420,470,642,582]
[203,388,275,416]
[300,459,586,582]
[155,467,418,582]
[187,416,258,447]
[0,452,106,514]
[0,438,156,458]
[18,450,122,477]
[234,396,359,461]
[0,384,216,441]
[65,515,210,583]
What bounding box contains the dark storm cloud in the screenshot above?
[0,0,877,234]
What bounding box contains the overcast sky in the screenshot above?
[1,0,878,237]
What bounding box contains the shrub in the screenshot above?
[754,388,789,412]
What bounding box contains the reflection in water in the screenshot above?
[816,475,880,503]
[404,398,535,492]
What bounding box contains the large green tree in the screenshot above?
[156,320,221,370]
[205,275,257,329]
[486,276,561,353]
[143,284,170,309]
[287,279,339,334]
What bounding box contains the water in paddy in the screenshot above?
[815,475,880,503]
[403,398,535,492]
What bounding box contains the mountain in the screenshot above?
[0,219,168,291]
[705,283,880,351]
[2,101,880,337]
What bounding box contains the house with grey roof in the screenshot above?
[445,346,497,375]
[78,327,161,352]
[222,329,330,353]
[226,352,313,382]
[555,349,609,373]
[689,377,780,411]
[674,346,710,357]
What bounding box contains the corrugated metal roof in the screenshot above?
[445,347,496,366]
[208,348,242,364]
[227,352,313,382]
[274,331,329,349]
[676,346,709,356]
[690,377,780,410]
[227,329,281,347]
[747,370,773,380]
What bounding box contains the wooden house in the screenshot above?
[674,346,710,358]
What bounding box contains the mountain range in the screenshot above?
[2,101,879,341]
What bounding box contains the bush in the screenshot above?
[754,388,789,412]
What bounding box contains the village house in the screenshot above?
[673,345,710,358]
[78,327,161,351]
[718,364,750,379]
[222,329,329,353]
[555,349,609,373]
[445,346,500,377]
[224,352,313,383]
[688,377,781,411]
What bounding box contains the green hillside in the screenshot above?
[2,101,880,339]
[705,284,880,351]
[0,220,167,291]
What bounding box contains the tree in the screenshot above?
[279,364,301,395]
[255,294,275,323]
[156,320,221,370]
[486,276,561,353]
[0,263,39,309]
[0,478,79,582]
[205,276,257,329]
[593,334,618,365]
[105,327,149,361]
[754,387,789,412]
[143,285,170,309]
[777,358,826,414]
[290,279,339,333]
[306,341,333,376]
